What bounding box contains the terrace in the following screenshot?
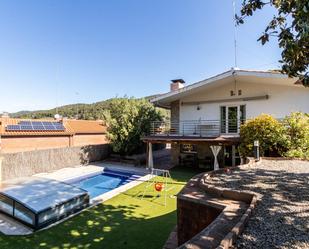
[149,120,242,138]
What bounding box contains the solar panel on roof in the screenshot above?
[54,124,65,130]
[32,121,43,125]
[42,122,52,125]
[5,121,66,132]
[20,126,33,130]
[44,125,56,130]
[6,125,21,131]
[32,126,45,130]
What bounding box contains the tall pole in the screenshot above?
[233,0,238,68]
[75,92,79,119]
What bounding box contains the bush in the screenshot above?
[239,114,287,157]
[283,112,309,159]
[103,98,163,155]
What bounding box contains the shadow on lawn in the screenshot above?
[0,167,203,249]
[0,203,176,249]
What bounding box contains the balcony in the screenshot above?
[149,120,242,138]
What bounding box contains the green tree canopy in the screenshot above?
[103,98,164,155]
[237,0,309,86]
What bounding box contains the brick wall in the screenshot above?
[171,142,180,166]
[177,198,222,246]
[170,100,180,123]
[1,136,71,153]
[73,134,107,146]
[0,134,108,153]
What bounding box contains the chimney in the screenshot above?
[170,79,185,92]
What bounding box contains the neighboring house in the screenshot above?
[0,117,107,153]
[143,68,309,168]
[65,119,107,147]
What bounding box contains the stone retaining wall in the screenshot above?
[0,144,110,181]
[163,158,259,249]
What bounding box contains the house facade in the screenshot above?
[143,69,309,169]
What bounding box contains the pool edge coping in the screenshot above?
[0,164,153,236]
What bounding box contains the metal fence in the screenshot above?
[150,120,242,137]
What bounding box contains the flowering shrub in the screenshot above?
[283,112,309,159]
[240,112,309,160]
[239,114,288,157]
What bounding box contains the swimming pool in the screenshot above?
[0,168,144,230]
[69,169,143,198]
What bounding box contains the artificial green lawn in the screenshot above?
[0,167,202,249]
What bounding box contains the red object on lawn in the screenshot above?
[154,182,164,192]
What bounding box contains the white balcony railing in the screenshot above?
[150,120,243,137]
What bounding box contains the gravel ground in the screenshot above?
[208,159,309,249]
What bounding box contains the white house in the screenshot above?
[143,68,309,168]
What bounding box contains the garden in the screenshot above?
[0,167,202,249]
[240,112,309,160]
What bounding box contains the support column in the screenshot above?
[232,145,236,167]
[69,135,74,147]
[0,156,3,182]
[147,142,154,169]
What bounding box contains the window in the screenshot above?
[240,105,246,124]
[220,105,246,133]
[220,106,226,133]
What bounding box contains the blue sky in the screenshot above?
[0,0,280,113]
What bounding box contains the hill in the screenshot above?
[10,95,166,120]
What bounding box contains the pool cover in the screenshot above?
[0,177,89,230]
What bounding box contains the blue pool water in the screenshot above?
[70,170,142,198]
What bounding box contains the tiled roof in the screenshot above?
[0,118,106,137]
[65,120,106,134]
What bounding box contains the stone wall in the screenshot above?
[170,100,180,123]
[0,144,110,181]
[171,143,180,166]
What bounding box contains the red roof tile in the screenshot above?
[0,118,106,137]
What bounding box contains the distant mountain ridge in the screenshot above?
[9,95,163,120]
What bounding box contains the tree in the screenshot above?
[103,98,164,155]
[236,0,309,86]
